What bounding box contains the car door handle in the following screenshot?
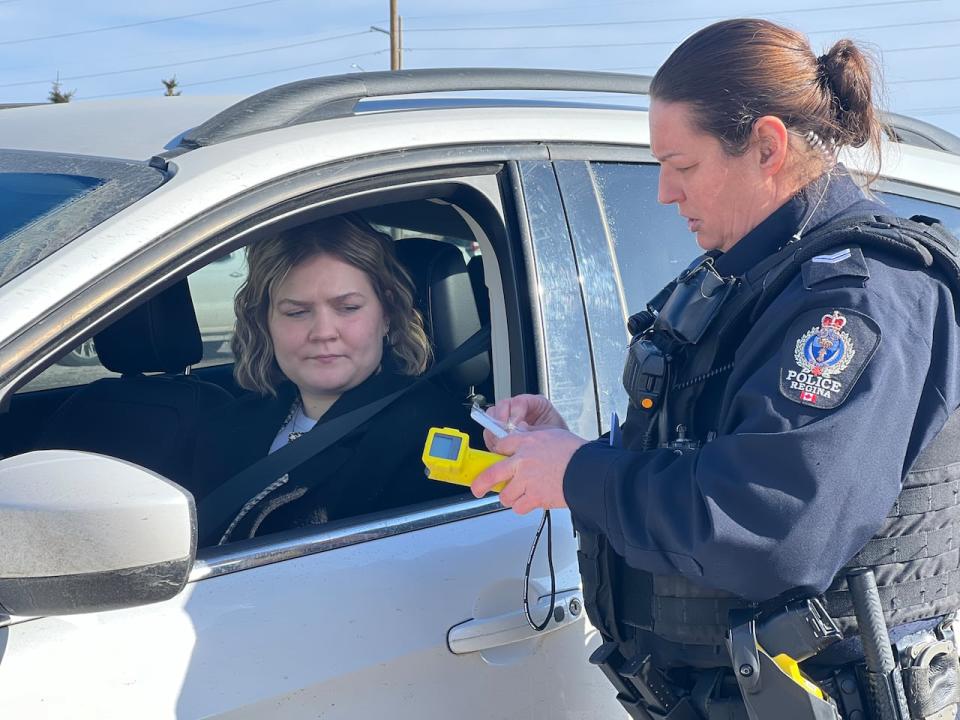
[447,589,585,654]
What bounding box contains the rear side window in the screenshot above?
[590,162,695,314]
[879,192,960,237]
[593,164,960,316]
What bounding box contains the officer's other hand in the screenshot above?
[471,428,587,515]
[482,394,567,450]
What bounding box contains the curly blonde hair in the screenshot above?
[232,215,431,396]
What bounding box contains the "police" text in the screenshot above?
[785,370,842,398]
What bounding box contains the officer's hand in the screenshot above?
[482,394,567,450]
[471,428,587,515]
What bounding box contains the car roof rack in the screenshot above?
[176,67,960,159]
[881,112,960,156]
[177,68,652,149]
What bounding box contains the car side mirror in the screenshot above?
[0,450,196,616]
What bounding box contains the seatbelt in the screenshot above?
[198,325,491,541]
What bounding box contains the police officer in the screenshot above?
[472,18,960,720]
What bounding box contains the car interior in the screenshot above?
[0,193,502,547]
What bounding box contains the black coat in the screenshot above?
[191,369,479,546]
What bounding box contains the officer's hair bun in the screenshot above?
[817,39,883,151]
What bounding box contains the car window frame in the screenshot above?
[871,177,960,211]
[513,160,599,439]
[192,157,595,578]
[0,144,548,409]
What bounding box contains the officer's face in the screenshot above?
[650,99,779,253]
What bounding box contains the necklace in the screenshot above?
[283,398,315,444]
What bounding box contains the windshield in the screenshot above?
[0,173,104,240]
[0,150,166,287]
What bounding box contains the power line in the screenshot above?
[807,16,960,35]
[83,50,387,100]
[401,0,933,22]
[408,17,960,52]
[0,30,374,89]
[0,0,294,47]
[402,0,644,21]
[4,3,951,93]
[903,105,960,116]
[890,75,960,84]
[885,42,960,53]
[409,40,676,52]
[404,0,939,33]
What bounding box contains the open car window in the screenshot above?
[4,191,502,549]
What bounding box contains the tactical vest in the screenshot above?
[578,214,960,669]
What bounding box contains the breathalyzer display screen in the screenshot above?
[430,433,463,461]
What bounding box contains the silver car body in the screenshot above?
[1,92,959,718]
[0,97,634,718]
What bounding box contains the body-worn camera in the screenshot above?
[622,256,738,416]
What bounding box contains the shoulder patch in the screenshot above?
[801,246,870,289]
[779,308,881,410]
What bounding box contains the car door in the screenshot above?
[0,158,626,719]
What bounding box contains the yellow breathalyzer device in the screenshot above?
[422,427,507,492]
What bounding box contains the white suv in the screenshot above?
[0,69,958,719]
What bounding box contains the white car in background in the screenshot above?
[0,69,958,718]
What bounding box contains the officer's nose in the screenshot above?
[657,170,684,206]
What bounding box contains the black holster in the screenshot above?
[727,608,843,720]
[589,641,701,719]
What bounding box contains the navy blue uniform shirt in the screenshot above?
[564,170,960,602]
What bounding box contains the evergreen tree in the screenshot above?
[48,80,74,103]
[162,76,181,96]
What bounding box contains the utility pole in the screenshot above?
[371,2,401,72]
[390,0,401,71]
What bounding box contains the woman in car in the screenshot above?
[192,214,476,546]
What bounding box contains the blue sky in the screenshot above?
[0,0,957,136]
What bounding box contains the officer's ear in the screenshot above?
[753,116,789,176]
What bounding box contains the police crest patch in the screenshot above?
[779,308,880,409]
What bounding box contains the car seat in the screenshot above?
[393,238,491,402]
[34,279,234,485]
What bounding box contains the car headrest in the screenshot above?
[394,238,489,391]
[94,279,203,375]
